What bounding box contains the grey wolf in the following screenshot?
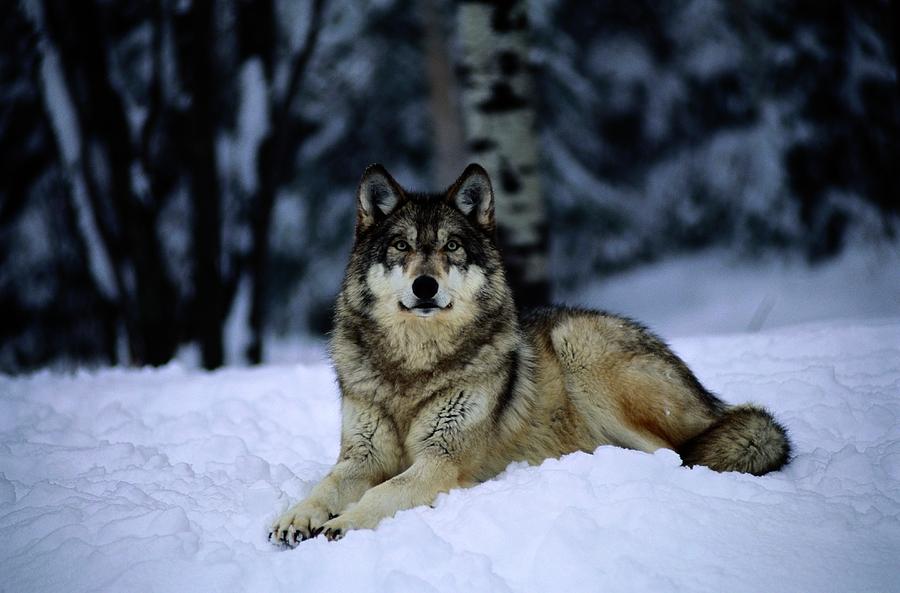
[269,163,791,546]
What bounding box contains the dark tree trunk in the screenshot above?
[245,171,274,366]
[423,0,466,186]
[176,0,225,369]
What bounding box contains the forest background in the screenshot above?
[1,0,896,373]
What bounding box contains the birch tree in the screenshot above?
[455,0,549,308]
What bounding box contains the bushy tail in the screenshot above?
[678,405,791,475]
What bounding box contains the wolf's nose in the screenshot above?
[412,275,439,300]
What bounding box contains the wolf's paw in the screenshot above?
[268,500,332,547]
[320,509,380,541]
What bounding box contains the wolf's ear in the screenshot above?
[357,164,405,233]
[447,163,494,232]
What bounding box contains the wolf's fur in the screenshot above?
[269,164,791,545]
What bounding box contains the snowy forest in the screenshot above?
[3,3,900,592]
[1,0,898,373]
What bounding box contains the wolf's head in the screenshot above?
[337,164,514,350]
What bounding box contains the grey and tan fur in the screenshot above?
[269,164,791,546]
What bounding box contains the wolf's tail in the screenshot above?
[677,405,791,475]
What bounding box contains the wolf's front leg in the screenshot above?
[270,400,401,546]
[319,389,490,539]
[320,455,461,540]
[269,459,377,546]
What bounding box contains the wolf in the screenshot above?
[269,163,791,546]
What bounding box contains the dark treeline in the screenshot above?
[1,0,897,373]
[536,1,898,284]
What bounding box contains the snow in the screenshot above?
[564,245,900,337]
[38,47,80,165]
[233,58,270,195]
[2,312,899,592]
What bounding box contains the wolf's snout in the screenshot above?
[412,276,439,300]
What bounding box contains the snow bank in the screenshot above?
[1,319,899,592]
[564,245,900,337]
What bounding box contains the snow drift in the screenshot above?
[1,319,898,592]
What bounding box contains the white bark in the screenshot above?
[456,0,548,295]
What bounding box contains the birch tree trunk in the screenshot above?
[455,0,549,308]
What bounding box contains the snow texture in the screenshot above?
[2,314,899,592]
[565,245,900,337]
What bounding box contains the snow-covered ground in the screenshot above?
[2,246,899,592]
[564,244,900,337]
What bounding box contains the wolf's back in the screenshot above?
[677,405,791,475]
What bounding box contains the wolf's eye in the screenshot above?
[393,240,410,251]
[445,240,460,252]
